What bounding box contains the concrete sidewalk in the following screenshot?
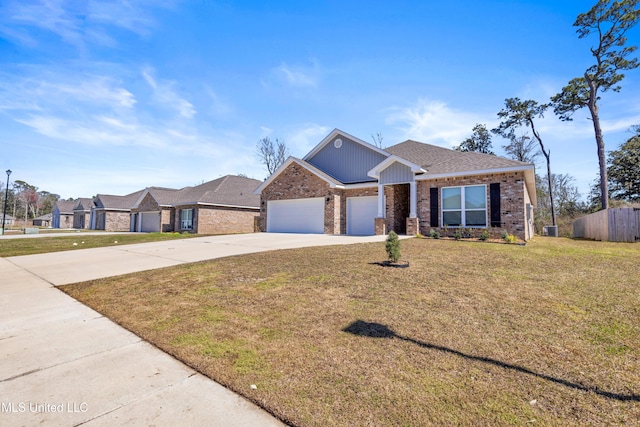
[0,233,388,426]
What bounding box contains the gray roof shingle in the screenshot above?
[74,198,94,212]
[175,175,261,208]
[54,200,76,214]
[386,140,532,175]
[95,190,145,210]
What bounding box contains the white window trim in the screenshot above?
[441,184,488,228]
[181,208,193,230]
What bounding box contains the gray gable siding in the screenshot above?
[307,136,387,183]
[379,162,414,185]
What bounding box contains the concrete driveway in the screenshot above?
[0,233,388,426]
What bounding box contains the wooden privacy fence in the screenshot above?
[573,208,640,242]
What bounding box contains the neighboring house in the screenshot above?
[73,198,93,229]
[32,213,52,227]
[1,214,15,227]
[130,187,181,232]
[52,200,76,228]
[131,175,261,234]
[91,190,144,231]
[255,129,537,241]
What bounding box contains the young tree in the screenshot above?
[385,231,401,263]
[493,98,556,226]
[456,123,495,154]
[607,126,640,201]
[257,136,289,176]
[551,0,640,210]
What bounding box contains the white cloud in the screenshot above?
[142,67,196,119]
[385,98,489,148]
[267,59,321,89]
[0,73,136,112]
[0,0,167,49]
[204,85,234,117]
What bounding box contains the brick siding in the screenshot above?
[260,164,532,240]
[175,204,258,234]
[416,171,529,240]
[102,211,131,232]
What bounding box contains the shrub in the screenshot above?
[502,232,518,244]
[429,229,441,239]
[479,230,490,241]
[385,231,401,263]
[453,230,462,240]
[416,232,423,238]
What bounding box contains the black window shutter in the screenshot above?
[430,187,439,227]
[490,183,501,227]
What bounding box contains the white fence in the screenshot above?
[573,208,640,242]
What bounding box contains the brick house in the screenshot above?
[130,175,261,234]
[52,200,75,228]
[255,129,537,241]
[73,198,93,229]
[91,190,144,231]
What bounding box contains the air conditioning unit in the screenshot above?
[543,226,558,237]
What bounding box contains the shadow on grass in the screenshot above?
[342,320,640,402]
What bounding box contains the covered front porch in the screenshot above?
[373,182,419,236]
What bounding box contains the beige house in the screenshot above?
[256,129,537,241]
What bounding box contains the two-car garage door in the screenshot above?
[267,198,325,233]
[266,196,378,235]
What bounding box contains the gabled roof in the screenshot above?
[368,155,426,179]
[35,213,52,220]
[175,175,261,208]
[54,200,76,214]
[131,187,182,208]
[254,157,344,194]
[256,130,537,206]
[303,128,389,161]
[74,198,94,212]
[94,190,145,210]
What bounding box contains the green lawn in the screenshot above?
[62,237,640,426]
[0,232,204,257]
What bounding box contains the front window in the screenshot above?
[442,185,487,227]
[181,209,193,230]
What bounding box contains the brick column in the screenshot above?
[375,217,386,235]
[406,217,419,236]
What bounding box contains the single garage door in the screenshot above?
[347,196,378,235]
[267,198,324,233]
[140,211,160,232]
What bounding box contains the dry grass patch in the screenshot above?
[61,237,640,426]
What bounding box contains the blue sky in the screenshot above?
[1,0,638,200]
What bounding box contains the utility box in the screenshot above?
[543,226,558,237]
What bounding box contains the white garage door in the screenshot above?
[347,196,378,235]
[267,198,324,233]
[140,211,160,232]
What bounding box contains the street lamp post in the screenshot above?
[2,169,11,235]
